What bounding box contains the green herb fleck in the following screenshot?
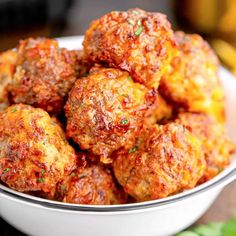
[128,18,135,26]
[137,19,142,26]
[42,138,48,145]
[127,76,132,81]
[37,178,44,183]
[41,169,46,175]
[60,184,67,192]
[120,119,129,125]
[70,172,76,177]
[3,168,10,173]
[128,146,138,154]
[134,26,143,36]
[132,10,140,15]
[10,107,17,113]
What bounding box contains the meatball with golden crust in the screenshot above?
[176,112,235,183]
[56,154,126,205]
[8,38,78,114]
[0,104,77,197]
[0,50,17,111]
[145,94,173,125]
[65,67,156,163]
[160,31,225,123]
[75,50,92,77]
[83,8,177,89]
[113,123,206,202]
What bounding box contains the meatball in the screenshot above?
[160,31,225,123]
[56,155,126,205]
[145,94,172,125]
[0,50,17,111]
[83,8,177,89]
[0,104,77,197]
[176,112,235,183]
[8,38,78,114]
[65,67,156,163]
[113,123,206,201]
[75,49,92,77]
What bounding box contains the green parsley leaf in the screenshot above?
[132,10,140,15]
[177,223,223,236]
[128,18,135,26]
[194,223,223,236]
[128,146,138,154]
[60,184,67,192]
[127,76,132,81]
[222,216,236,236]
[37,178,44,183]
[42,138,48,145]
[177,215,236,236]
[10,107,17,113]
[176,231,199,236]
[3,168,11,173]
[41,169,46,175]
[134,26,143,36]
[70,172,76,177]
[120,119,129,125]
[137,19,142,26]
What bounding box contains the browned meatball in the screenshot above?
[0,50,17,111]
[113,123,206,202]
[75,49,92,77]
[65,67,156,163]
[145,94,173,125]
[56,155,126,205]
[160,31,225,123]
[83,8,177,89]
[176,112,235,183]
[8,38,78,114]
[0,104,77,197]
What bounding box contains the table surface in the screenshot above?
[1,180,236,235]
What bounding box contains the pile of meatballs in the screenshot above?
[0,9,235,205]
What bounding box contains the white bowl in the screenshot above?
[0,36,236,236]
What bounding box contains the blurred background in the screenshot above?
[1,0,236,73]
[0,0,236,235]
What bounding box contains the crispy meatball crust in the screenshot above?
[56,156,126,205]
[0,50,17,111]
[65,67,156,163]
[176,112,235,183]
[145,94,173,125]
[75,49,92,77]
[8,38,78,114]
[113,123,206,201]
[160,31,225,123]
[0,104,77,196]
[83,8,177,89]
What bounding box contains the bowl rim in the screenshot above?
[0,36,235,213]
[0,161,236,212]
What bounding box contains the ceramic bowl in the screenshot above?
[0,36,236,236]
